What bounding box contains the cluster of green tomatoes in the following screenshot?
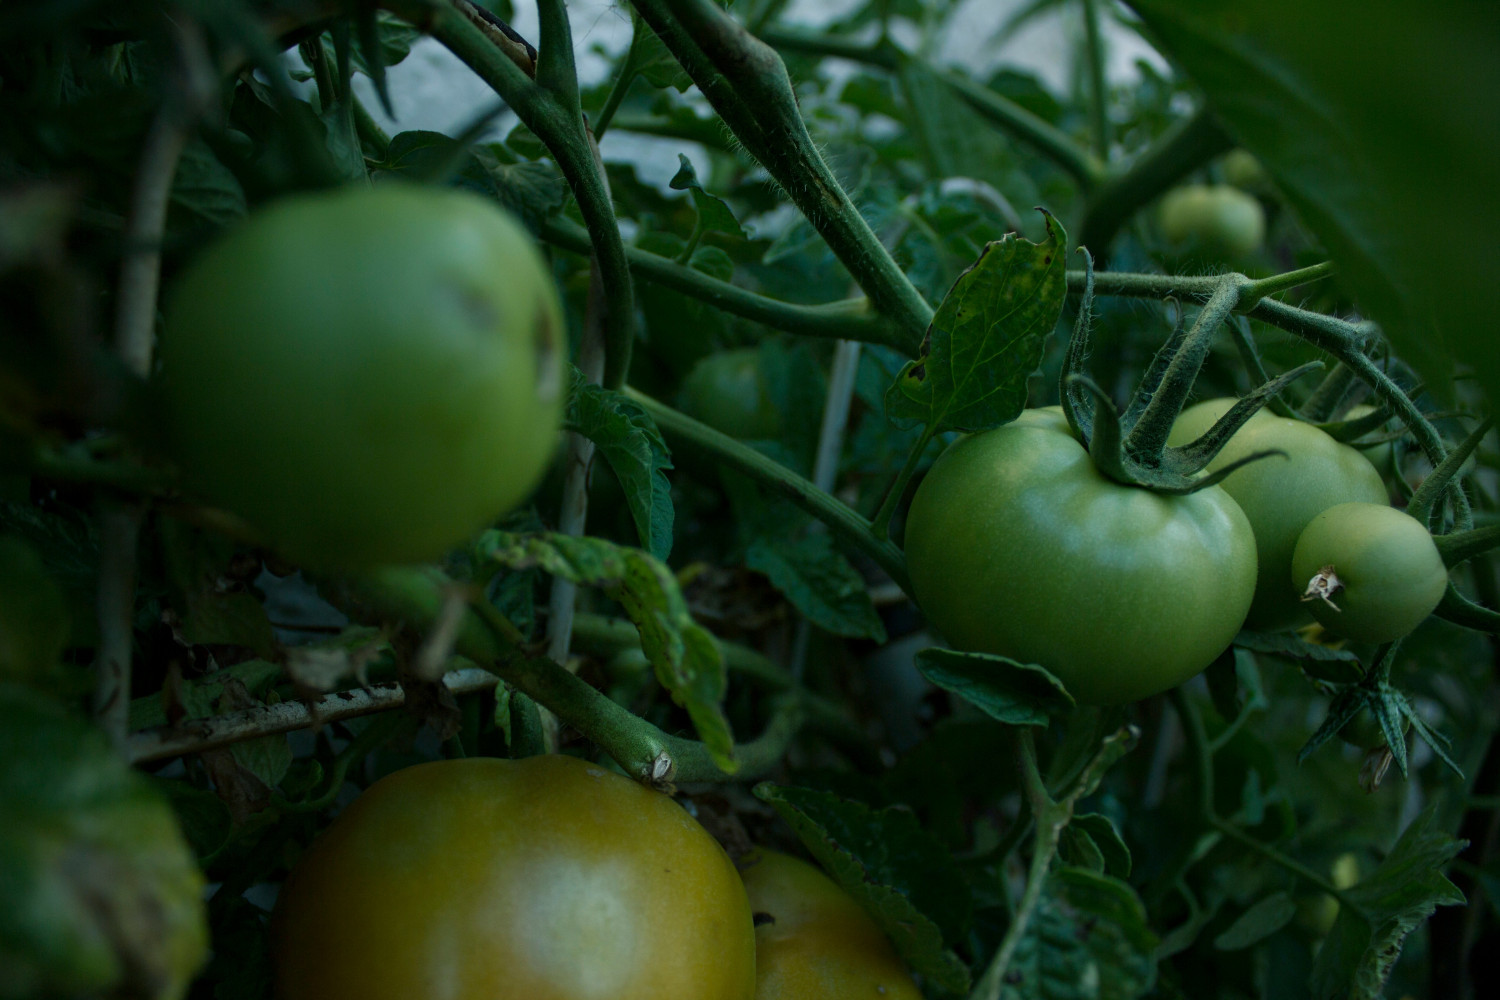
[902,396,1447,706]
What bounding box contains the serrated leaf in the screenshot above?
[668,153,746,241]
[1235,628,1364,684]
[754,783,972,993]
[1298,687,1365,764]
[1004,866,1158,1000]
[884,215,1066,433]
[480,531,734,771]
[566,368,675,561]
[744,531,885,641]
[914,647,1074,726]
[1310,807,1466,1000]
[1213,892,1297,950]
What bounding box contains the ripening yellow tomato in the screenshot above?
[740,849,922,1000]
[272,754,757,1000]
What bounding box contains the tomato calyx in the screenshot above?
[1059,258,1322,493]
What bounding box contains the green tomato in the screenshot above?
[0,685,208,999]
[740,850,921,1000]
[905,408,1257,704]
[1291,501,1447,643]
[1170,399,1388,631]
[678,349,780,440]
[159,183,565,570]
[1158,184,1266,258]
[273,754,756,1000]
[1222,149,1270,190]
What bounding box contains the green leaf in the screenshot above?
[754,783,972,994]
[170,139,247,228]
[127,659,284,731]
[1310,807,1466,1000]
[1004,866,1158,1000]
[481,531,734,771]
[1071,813,1132,879]
[566,367,675,561]
[376,132,567,229]
[668,154,746,241]
[1213,892,1297,951]
[884,214,1067,433]
[158,517,276,660]
[1128,0,1500,406]
[1234,629,1364,684]
[744,531,885,641]
[914,647,1074,727]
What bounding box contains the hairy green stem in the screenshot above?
[971,729,1057,1000]
[870,425,935,539]
[1238,260,1337,306]
[398,0,637,388]
[1300,362,1358,423]
[1436,524,1500,569]
[1081,0,1109,160]
[1128,279,1241,459]
[1077,108,1235,258]
[629,0,933,340]
[762,27,1103,188]
[1169,688,1349,903]
[534,0,582,109]
[592,27,640,138]
[540,216,913,349]
[630,389,914,596]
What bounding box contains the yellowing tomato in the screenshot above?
[272,754,756,1000]
[740,850,922,1000]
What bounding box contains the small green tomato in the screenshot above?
[1291,501,1447,643]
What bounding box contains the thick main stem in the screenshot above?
[629,0,933,340]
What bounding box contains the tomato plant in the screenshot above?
[905,408,1257,704]
[1170,398,1390,631]
[739,849,921,1000]
[272,754,756,1000]
[1292,501,1448,643]
[3,2,1497,999]
[158,183,565,570]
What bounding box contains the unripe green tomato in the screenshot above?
[158,183,565,570]
[1221,149,1269,190]
[273,754,757,1000]
[740,850,921,1000]
[1169,399,1388,631]
[1291,501,1447,643]
[906,407,1257,704]
[678,349,780,440]
[0,685,208,999]
[1158,184,1266,258]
